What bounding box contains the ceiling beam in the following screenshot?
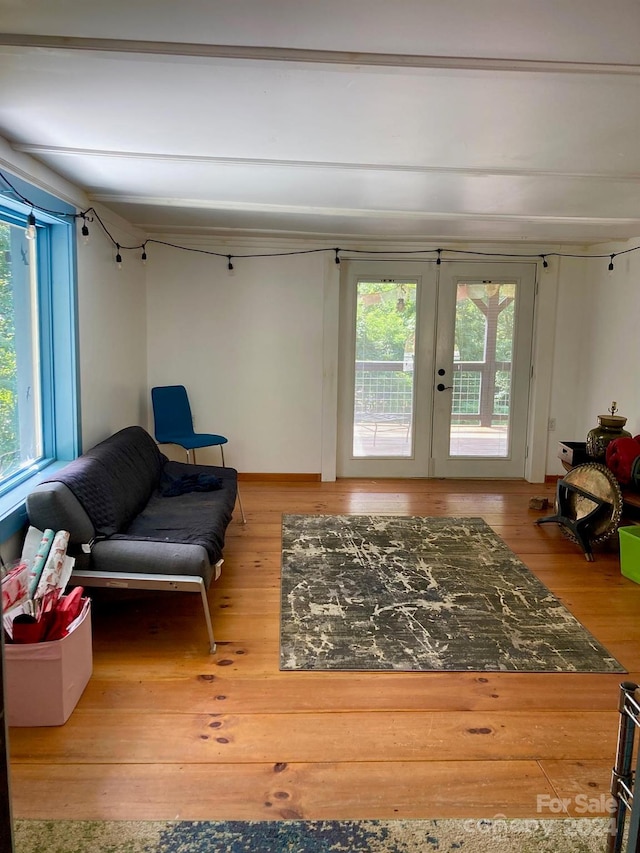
[1,33,640,75]
[87,193,640,227]
[13,143,640,183]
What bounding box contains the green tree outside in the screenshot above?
[355,281,416,362]
[0,224,18,475]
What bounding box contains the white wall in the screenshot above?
[146,243,326,473]
[545,240,640,473]
[544,254,590,473]
[578,240,640,439]
[76,209,148,450]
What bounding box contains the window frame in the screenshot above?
[0,173,80,541]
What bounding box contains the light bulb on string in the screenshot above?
[80,217,90,245]
[115,243,123,269]
[141,245,148,265]
[227,255,234,272]
[25,211,36,241]
[436,249,442,265]
[334,248,341,266]
[608,254,615,272]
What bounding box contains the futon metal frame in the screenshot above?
[70,559,223,654]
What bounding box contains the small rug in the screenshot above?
[280,515,625,673]
[13,818,614,852]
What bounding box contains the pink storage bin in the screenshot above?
[4,602,92,726]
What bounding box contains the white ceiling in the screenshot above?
[1,0,640,244]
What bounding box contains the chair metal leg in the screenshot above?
[219,445,245,523]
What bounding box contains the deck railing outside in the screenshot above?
[353,360,511,457]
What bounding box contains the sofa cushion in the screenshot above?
[115,460,237,565]
[91,539,214,585]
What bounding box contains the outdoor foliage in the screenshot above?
[0,223,19,475]
[355,281,416,362]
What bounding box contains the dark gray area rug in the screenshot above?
[13,818,614,852]
[280,515,625,673]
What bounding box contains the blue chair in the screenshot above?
[151,384,245,522]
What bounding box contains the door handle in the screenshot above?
[436,383,453,391]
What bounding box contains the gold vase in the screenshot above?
[586,402,631,461]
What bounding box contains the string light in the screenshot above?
[25,211,36,241]
[2,169,640,274]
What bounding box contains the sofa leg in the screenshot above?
[236,485,247,524]
[198,579,216,653]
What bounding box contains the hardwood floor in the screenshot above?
[8,479,640,821]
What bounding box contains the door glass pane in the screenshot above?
[449,281,515,458]
[352,280,417,457]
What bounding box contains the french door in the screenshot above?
[337,260,536,478]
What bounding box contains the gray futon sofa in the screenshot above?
[26,425,239,651]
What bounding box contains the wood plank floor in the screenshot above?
[8,478,640,821]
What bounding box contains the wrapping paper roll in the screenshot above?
[34,530,71,602]
[1,563,29,611]
[27,529,55,599]
[20,526,45,573]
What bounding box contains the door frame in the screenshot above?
[333,256,548,481]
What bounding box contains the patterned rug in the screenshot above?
[13,818,614,852]
[280,515,625,672]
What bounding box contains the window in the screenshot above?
[0,173,79,537]
[0,217,42,483]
